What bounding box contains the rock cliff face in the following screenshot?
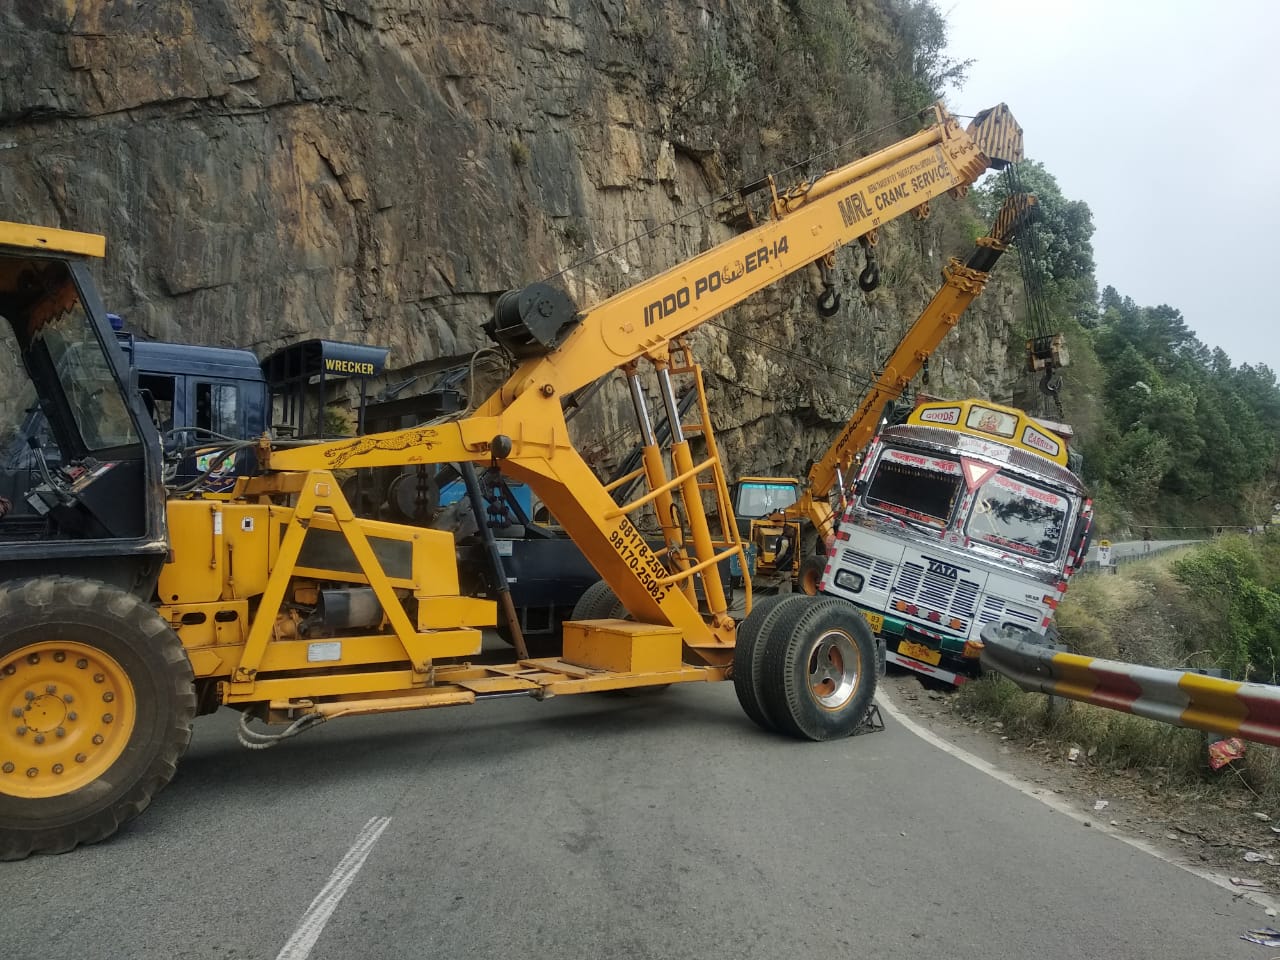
[1,0,1024,478]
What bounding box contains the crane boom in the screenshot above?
[473,104,1022,411]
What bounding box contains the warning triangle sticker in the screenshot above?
[961,457,999,492]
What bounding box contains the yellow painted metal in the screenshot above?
[221,473,480,696]
[562,619,684,674]
[674,347,750,614]
[535,665,721,696]
[1042,652,1102,702]
[906,397,1069,467]
[220,504,272,599]
[159,599,249,653]
[416,596,495,631]
[223,668,430,704]
[158,500,227,604]
[0,641,134,799]
[306,690,477,719]
[1178,672,1248,736]
[0,220,106,258]
[639,433,694,603]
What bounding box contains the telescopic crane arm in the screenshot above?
[472,103,1023,410]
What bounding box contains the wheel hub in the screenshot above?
[0,640,135,798]
[808,628,861,710]
[24,693,67,732]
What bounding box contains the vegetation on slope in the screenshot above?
[959,533,1280,804]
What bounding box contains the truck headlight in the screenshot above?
[833,570,864,593]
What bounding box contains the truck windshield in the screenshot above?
[965,473,1068,561]
[863,449,961,529]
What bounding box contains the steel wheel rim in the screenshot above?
[807,628,860,710]
[800,565,821,596]
[0,640,136,798]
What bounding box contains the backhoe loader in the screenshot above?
[0,103,1022,858]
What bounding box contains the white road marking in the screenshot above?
[877,690,1280,913]
[276,816,392,960]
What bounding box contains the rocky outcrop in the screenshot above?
[0,0,1025,478]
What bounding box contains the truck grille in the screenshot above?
[890,561,979,624]
[839,549,895,592]
[977,595,1040,628]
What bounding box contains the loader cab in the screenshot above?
[731,477,804,585]
[0,224,167,593]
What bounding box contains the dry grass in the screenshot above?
[1055,548,1211,668]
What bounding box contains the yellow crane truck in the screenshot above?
[0,103,1022,858]
[733,192,1039,594]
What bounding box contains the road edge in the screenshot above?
[877,688,1280,915]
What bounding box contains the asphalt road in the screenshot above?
[4,682,1271,960]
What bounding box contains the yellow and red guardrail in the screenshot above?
[979,624,1280,748]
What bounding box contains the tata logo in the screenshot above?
[926,559,959,579]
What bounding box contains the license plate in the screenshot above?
[898,639,942,666]
[861,610,885,633]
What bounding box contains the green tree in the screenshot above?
[975,159,1097,323]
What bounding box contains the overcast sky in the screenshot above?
[944,0,1279,374]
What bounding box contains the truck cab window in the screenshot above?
[195,382,239,436]
[137,374,175,432]
[863,451,961,530]
[735,481,802,518]
[966,475,1068,561]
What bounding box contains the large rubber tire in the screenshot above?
[760,596,877,741]
[0,578,195,860]
[732,594,805,731]
[798,554,826,596]
[569,580,627,621]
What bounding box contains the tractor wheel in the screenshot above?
[0,578,195,860]
[570,580,627,621]
[732,594,806,732]
[761,597,877,741]
[798,554,826,596]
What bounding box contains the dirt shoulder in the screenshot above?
[882,672,1280,902]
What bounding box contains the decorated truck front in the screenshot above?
[818,399,1092,685]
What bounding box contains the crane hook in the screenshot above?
[1039,364,1062,398]
[816,257,841,317]
[858,252,880,292]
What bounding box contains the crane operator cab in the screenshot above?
[0,223,166,593]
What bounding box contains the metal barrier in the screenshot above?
[979,624,1280,748]
[1080,540,1199,575]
